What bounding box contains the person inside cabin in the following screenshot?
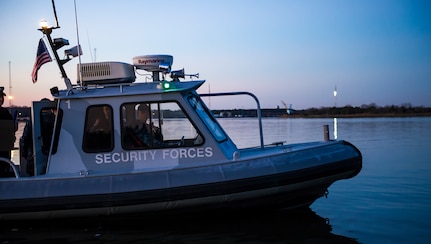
[131,104,172,148]
[122,104,140,148]
[0,87,17,176]
[90,105,112,133]
[83,105,114,152]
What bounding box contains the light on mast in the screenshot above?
[333,86,337,107]
[40,19,49,29]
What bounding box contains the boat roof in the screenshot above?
[52,80,206,100]
[45,54,203,100]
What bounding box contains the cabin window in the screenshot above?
[188,95,227,142]
[120,102,203,150]
[83,105,114,153]
[40,107,63,155]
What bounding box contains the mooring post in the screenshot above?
[323,125,330,141]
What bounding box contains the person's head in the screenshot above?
[137,104,150,122]
[0,87,6,107]
[102,106,111,118]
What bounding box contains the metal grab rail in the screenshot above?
[200,92,264,149]
[0,157,20,179]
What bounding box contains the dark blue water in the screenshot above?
[2,117,431,243]
[311,117,431,244]
[218,116,431,243]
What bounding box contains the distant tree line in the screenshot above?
[7,103,431,120]
[298,103,431,118]
[212,103,431,118]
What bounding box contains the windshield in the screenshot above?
[188,94,227,142]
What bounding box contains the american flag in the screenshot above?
[31,38,52,83]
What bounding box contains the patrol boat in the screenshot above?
[0,23,362,220]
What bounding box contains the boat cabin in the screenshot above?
[15,55,243,175]
[20,55,240,177]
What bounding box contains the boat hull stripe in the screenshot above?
[0,157,361,215]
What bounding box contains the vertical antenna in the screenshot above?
[333,85,337,107]
[74,0,83,84]
[51,0,60,28]
[87,29,94,62]
[208,83,211,109]
[8,61,12,107]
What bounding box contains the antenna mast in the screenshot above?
[8,61,12,107]
[208,83,211,109]
[38,0,80,91]
[51,0,60,28]
[333,85,337,107]
[74,0,83,84]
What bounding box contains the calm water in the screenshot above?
[2,117,431,243]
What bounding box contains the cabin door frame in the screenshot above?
[32,100,58,175]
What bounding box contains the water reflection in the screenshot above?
[1,208,358,243]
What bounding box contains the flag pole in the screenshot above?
[38,28,72,90]
[38,0,73,91]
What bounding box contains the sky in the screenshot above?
[0,0,430,110]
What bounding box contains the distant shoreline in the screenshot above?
[212,107,431,118]
[8,106,431,120]
[279,113,431,118]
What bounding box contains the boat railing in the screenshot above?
[0,157,20,179]
[200,92,264,149]
[45,99,61,174]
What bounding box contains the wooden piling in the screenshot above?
[323,125,330,141]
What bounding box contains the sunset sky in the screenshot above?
[0,0,430,109]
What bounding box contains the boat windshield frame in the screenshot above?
[187,94,228,143]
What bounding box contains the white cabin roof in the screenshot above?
[52,80,206,100]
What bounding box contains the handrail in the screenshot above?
[200,92,264,149]
[0,157,20,179]
[45,98,61,174]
